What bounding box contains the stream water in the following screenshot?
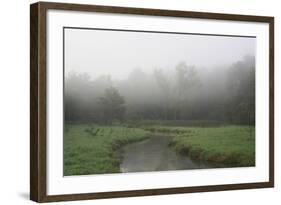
[120,135,212,173]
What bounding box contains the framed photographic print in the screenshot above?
[30,1,274,202]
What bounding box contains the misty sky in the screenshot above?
[65,28,256,80]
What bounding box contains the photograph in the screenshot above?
[63,27,256,176]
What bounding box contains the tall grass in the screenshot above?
[170,126,255,167]
[64,123,255,175]
[64,124,149,176]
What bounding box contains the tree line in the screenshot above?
[64,55,255,125]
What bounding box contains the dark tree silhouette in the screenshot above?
[98,87,126,124]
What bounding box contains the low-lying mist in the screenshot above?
[64,55,255,126]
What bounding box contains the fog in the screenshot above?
[65,28,255,80]
[64,28,256,125]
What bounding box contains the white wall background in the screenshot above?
[0,0,279,204]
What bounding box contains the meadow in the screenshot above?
[164,126,255,167]
[64,124,149,175]
[64,124,255,175]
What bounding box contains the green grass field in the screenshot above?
[168,126,255,167]
[64,124,149,176]
[64,124,255,175]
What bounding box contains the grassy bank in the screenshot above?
[64,124,255,175]
[64,124,149,176]
[169,126,255,167]
[127,120,225,128]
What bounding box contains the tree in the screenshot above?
[174,62,200,120]
[64,72,94,122]
[225,56,255,125]
[154,69,171,120]
[98,87,126,124]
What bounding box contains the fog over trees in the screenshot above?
[64,29,255,125]
[65,55,255,125]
